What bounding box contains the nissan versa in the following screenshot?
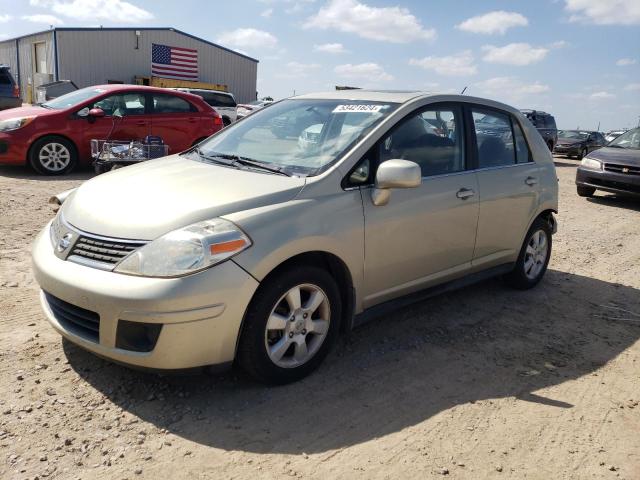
[33,91,558,384]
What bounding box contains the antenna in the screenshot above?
[460,86,467,95]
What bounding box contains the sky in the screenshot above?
[1,0,639,131]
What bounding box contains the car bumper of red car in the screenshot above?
[0,132,28,165]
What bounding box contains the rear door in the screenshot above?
[149,92,201,153]
[470,106,540,269]
[0,68,15,99]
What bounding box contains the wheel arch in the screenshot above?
[27,133,79,164]
[233,250,356,360]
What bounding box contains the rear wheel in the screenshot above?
[577,185,596,197]
[503,217,552,290]
[237,265,341,384]
[222,117,231,127]
[29,136,77,175]
[547,140,554,151]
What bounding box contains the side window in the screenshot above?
[379,106,465,177]
[0,70,12,85]
[152,94,194,114]
[92,92,146,116]
[472,109,516,168]
[512,119,531,164]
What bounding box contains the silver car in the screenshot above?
[33,91,558,384]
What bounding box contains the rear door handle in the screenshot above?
[456,188,475,200]
[525,176,538,186]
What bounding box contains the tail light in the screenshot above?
[13,85,20,98]
[213,115,223,127]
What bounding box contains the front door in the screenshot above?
[470,107,540,267]
[362,105,479,308]
[77,91,152,160]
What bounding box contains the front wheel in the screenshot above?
[503,218,552,290]
[237,266,341,384]
[578,147,588,160]
[29,136,77,175]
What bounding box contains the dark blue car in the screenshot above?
[0,65,20,111]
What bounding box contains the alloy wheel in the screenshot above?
[524,229,548,280]
[264,283,331,368]
[39,142,71,172]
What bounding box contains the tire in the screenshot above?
[29,136,77,175]
[577,147,588,160]
[577,185,596,197]
[547,140,554,152]
[237,265,342,384]
[222,117,231,127]
[503,217,552,290]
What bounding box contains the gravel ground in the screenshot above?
[1,158,639,480]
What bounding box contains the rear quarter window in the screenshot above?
[0,70,13,85]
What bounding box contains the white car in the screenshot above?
[237,100,273,119]
[604,130,626,143]
[171,88,238,126]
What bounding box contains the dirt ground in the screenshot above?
[1,158,639,480]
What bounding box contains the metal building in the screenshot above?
[0,27,258,103]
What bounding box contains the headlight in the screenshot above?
[49,210,63,248]
[0,116,36,132]
[114,218,252,278]
[581,157,602,170]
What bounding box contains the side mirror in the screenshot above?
[371,159,421,206]
[76,107,90,117]
[88,108,105,118]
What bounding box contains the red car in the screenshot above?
[0,84,223,175]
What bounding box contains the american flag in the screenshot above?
[151,43,198,80]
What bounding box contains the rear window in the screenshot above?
[0,70,13,85]
[152,94,195,113]
[201,92,236,108]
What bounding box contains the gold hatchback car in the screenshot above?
[33,91,558,384]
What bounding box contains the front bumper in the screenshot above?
[32,224,260,369]
[0,131,28,165]
[576,166,640,197]
[553,144,581,156]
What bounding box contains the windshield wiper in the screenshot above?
[606,144,626,149]
[207,152,292,176]
[192,147,239,167]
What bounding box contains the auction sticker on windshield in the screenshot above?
[333,105,386,113]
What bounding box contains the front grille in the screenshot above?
[44,292,100,342]
[604,163,640,176]
[68,236,146,268]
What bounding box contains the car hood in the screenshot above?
[63,155,306,240]
[587,147,640,166]
[0,105,52,120]
[557,137,585,145]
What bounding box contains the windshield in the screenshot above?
[195,99,399,176]
[608,128,640,149]
[42,87,107,109]
[558,130,589,139]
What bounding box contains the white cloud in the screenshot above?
[305,0,436,43]
[0,14,12,23]
[456,11,528,35]
[548,40,569,49]
[624,83,640,91]
[216,28,278,49]
[409,51,477,76]
[260,8,273,18]
[474,76,550,101]
[482,43,549,66]
[334,63,394,82]
[616,58,637,66]
[313,43,347,54]
[589,91,616,99]
[22,14,63,25]
[30,0,153,23]
[565,0,640,25]
[276,61,321,78]
[259,0,316,15]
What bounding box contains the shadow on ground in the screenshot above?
[63,269,640,454]
[0,165,94,182]
[587,194,640,212]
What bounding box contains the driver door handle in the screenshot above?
[456,188,475,200]
[525,176,538,186]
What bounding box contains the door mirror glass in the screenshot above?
[88,107,105,118]
[376,159,422,189]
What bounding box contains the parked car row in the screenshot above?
[553,130,607,159]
